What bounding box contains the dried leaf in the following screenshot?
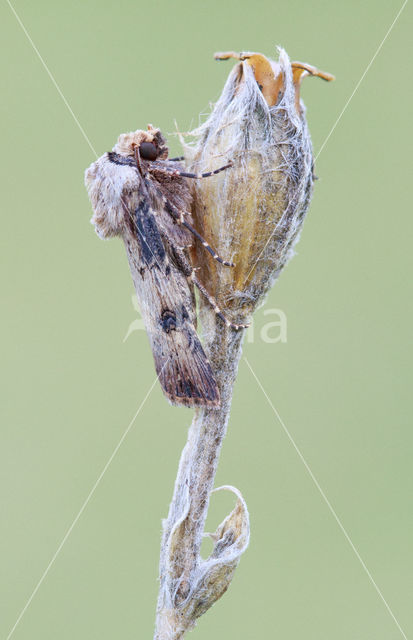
[182,485,250,620]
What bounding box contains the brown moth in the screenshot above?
[85,125,246,408]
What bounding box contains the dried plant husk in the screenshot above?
[185,48,333,330]
[156,485,249,638]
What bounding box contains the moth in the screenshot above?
[85,125,246,408]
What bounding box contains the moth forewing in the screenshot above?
[84,128,220,408]
[123,221,219,407]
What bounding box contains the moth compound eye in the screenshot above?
[139,142,158,161]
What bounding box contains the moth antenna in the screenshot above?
[149,161,232,180]
[134,146,142,173]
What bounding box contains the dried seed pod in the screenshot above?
[186,48,334,327]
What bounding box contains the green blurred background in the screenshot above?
[1,1,412,638]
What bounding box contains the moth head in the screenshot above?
[113,125,169,160]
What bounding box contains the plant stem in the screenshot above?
[154,322,244,640]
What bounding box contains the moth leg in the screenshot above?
[143,177,235,267]
[189,272,249,331]
[181,220,234,267]
[165,243,246,330]
[166,205,235,267]
[143,178,186,225]
[149,161,232,180]
[168,156,184,161]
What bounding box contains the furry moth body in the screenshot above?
[85,126,240,408]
